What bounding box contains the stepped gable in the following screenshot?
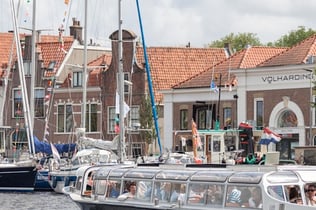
[174,46,287,89]
[259,34,316,67]
[135,47,227,103]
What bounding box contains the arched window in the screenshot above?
[278,110,298,127]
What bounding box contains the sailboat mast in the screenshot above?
[118,0,126,162]
[30,0,36,130]
[10,0,35,156]
[81,0,88,134]
[136,0,162,156]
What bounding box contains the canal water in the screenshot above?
[0,191,80,210]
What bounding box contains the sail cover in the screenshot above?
[33,136,76,155]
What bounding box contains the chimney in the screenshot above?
[69,18,83,44]
[224,43,233,58]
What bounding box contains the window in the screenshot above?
[108,106,138,134]
[73,71,82,87]
[34,88,45,118]
[57,104,74,132]
[132,143,142,158]
[12,129,28,150]
[124,73,130,93]
[254,99,263,129]
[23,61,31,75]
[13,89,23,118]
[198,110,206,129]
[278,110,298,127]
[129,106,140,128]
[223,107,232,128]
[108,107,117,134]
[180,109,188,130]
[85,103,98,132]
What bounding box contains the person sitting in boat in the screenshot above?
[106,181,119,198]
[248,187,262,208]
[117,182,137,201]
[188,184,205,203]
[158,182,179,202]
[305,184,316,206]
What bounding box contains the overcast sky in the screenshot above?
[1,0,316,48]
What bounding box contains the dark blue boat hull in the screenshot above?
[0,166,37,191]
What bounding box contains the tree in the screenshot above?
[208,32,262,52]
[139,94,156,155]
[273,26,316,47]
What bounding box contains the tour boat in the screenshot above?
[65,163,316,210]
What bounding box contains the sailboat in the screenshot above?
[0,0,38,192]
[47,0,119,194]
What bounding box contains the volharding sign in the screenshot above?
[262,73,311,84]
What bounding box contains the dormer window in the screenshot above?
[47,61,56,71]
[73,71,82,87]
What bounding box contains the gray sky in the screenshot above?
[1,0,316,48]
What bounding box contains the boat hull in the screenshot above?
[72,199,175,210]
[0,165,37,191]
[34,169,52,191]
[48,171,77,193]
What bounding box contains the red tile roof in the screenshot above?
[136,47,227,103]
[260,34,316,67]
[174,46,287,89]
[0,32,74,79]
[39,40,73,77]
[60,52,112,88]
[88,53,112,86]
[0,33,18,75]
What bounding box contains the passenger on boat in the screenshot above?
[240,188,251,207]
[160,182,172,201]
[188,184,205,203]
[306,185,316,206]
[86,171,94,191]
[177,184,186,205]
[248,188,262,208]
[205,185,223,205]
[106,181,119,198]
[117,182,137,201]
[227,188,242,206]
[288,186,302,204]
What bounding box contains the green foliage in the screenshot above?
[208,32,262,52]
[139,94,156,144]
[273,26,316,47]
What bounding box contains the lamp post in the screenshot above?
[303,68,313,146]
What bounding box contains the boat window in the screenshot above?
[117,180,151,201]
[124,168,160,179]
[95,180,107,196]
[155,170,194,181]
[285,185,303,205]
[190,171,233,182]
[136,181,152,200]
[153,181,184,203]
[187,183,224,206]
[228,172,263,184]
[105,180,121,198]
[266,171,299,183]
[226,185,262,209]
[304,183,316,206]
[205,184,224,206]
[95,167,112,179]
[108,168,130,178]
[76,176,83,191]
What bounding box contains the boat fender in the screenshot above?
[52,176,57,188]
[65,176,70,186]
